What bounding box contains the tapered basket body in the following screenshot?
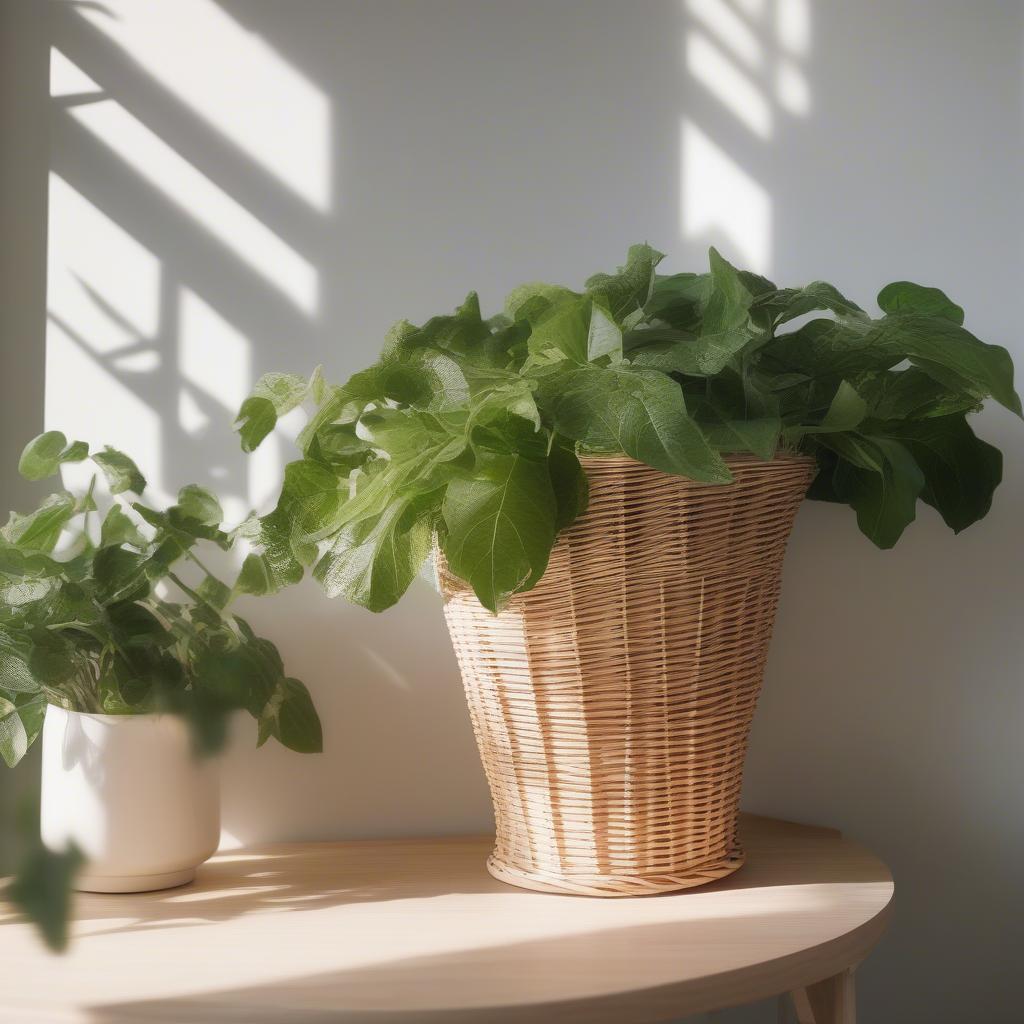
[438,453,816,896]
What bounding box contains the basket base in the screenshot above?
[486,850,745,897]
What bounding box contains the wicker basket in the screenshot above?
[438,452,816,896]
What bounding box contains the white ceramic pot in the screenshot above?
[40,706,220,893]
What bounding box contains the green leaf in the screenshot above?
[689,247,758,374]
[637,250,757,376]
[877,281,964,325]
[2,493,76,553]
[820,434,925,548]
[548,437,589,532]
[7,840,85,952]
[92,547,150,605]
[18,432,88,481]
[773,281,869,326]
[867,314,1021,416]
[257,677,323,754]
[853,367,979,420]
[441,451,557,612]
[789,381,868,440]
[99,504,147,548]
[584,243,664,321]
[253,371,309,415]
[698,415,779,460]
[687,371,780,459]
[765,318,890,378]
[314,494,435,612]
[196,575,232,611]
[0,647,40,694]
[820,381,868,430]
[0,691,46,767]
[544,364,732,483]
[235,396,277,453]
[878,414,1001,533]
[645,272,709,331]
[505,282,578,322]
[175,485,223,527]
[235,551,294,597]
[92,447,146,495]
[587,302,622,360]
[308,423,371,471]
[527,296,590,363]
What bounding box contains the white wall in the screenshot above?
[13,1,1024,1020]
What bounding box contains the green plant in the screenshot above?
[0,434,322,763]
[234,245,1018,614]
[1,434,323,949]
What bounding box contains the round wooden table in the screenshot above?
[0,814,893,1023]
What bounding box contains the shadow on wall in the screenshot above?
[42,2,1024,1023]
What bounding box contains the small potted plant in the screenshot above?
[232,245,1017,896]
[1,433,321,943]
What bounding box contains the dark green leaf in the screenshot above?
[853,367,979,420]
[92,547,150,605]
[820,434,925,548]
[548,437,589,532]
[99,504,147,548]
[196,575,232,611]
[645,272,709,331]
[441,451,557,612]
[867,314,1020,415]
[7,840,84,951]
[257,677,322,753]
[235,395,277,453]
[879,414,1001,532]
[773,281,869,326]
[877,281,964,324]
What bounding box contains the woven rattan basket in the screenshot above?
[438,452,816,896]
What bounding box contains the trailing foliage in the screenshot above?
[0,434,322,766]
[235,245,1018,614]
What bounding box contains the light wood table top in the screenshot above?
[0,814,893,1023]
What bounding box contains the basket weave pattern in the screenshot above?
[439,453,815,896]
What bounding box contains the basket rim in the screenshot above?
[575,449,817,473]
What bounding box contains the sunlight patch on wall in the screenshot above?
[54,51,318,315]
[776,0,811,56]
[46,318,166,503]
[47,173,161,350]
[776,59,811,116]
[686,32,772,138]
[686,0,763,70]
[74,0,331,212]
[681,120,771,272]
[179,288,252,414]
[50,47,103,99]
[731,0,767,18]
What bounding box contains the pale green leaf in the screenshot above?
[92,447,146,494]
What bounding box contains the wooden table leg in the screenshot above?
[789,967,856,1024]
